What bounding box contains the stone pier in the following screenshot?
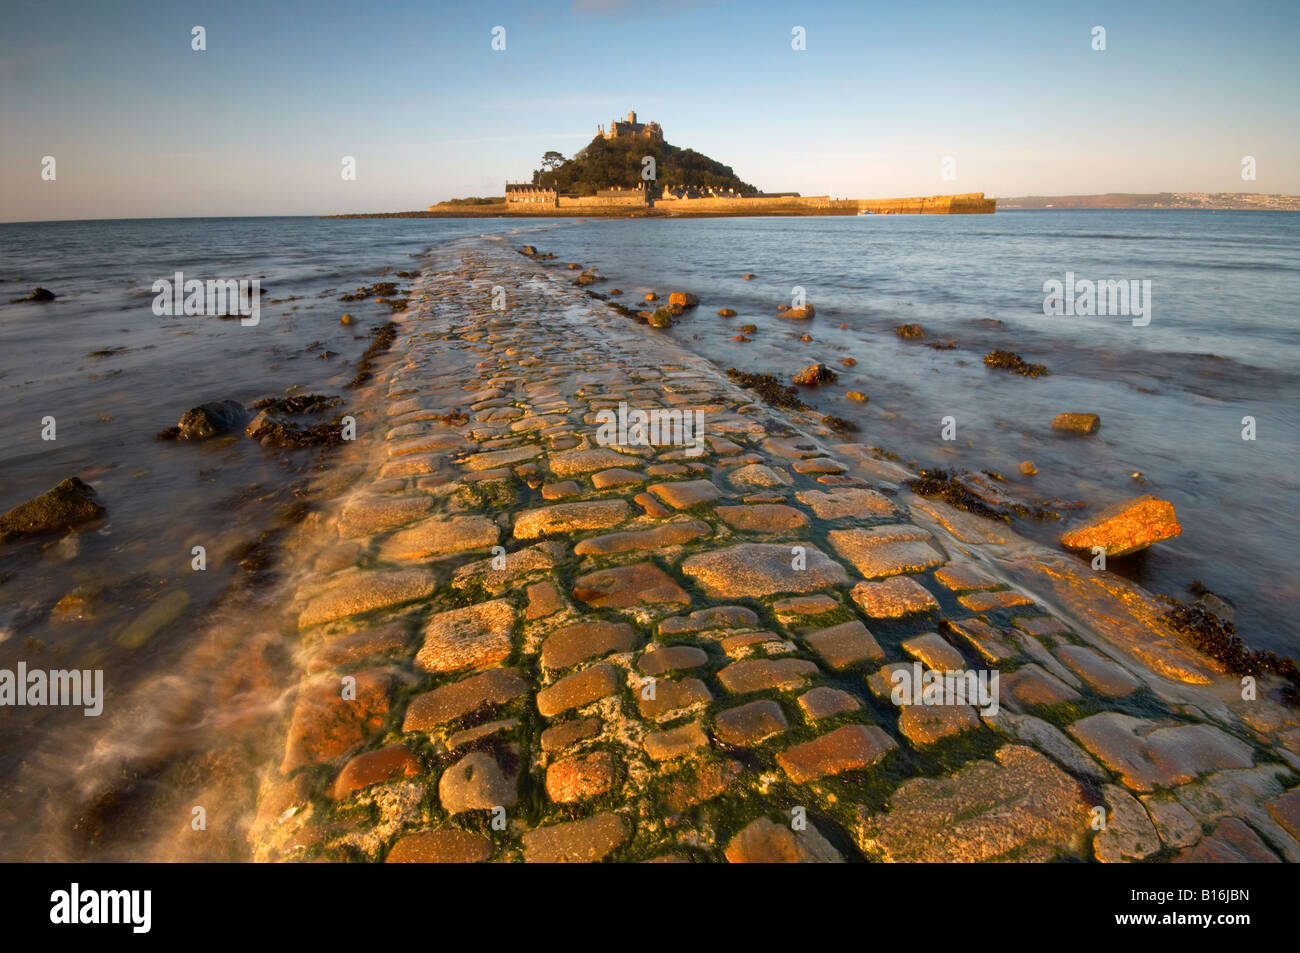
[250,237,1300,863]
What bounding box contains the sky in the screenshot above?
[1,0,1298,221]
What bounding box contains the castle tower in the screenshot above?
[627,110,636,123]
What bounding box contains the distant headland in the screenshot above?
[998,192,1300,211]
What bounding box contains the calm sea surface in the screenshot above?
[0,210,1296,856]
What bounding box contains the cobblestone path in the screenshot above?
[250,237,1300,862]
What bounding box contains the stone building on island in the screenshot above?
[598,110,663,142]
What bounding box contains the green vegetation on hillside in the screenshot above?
[533,135,756,195]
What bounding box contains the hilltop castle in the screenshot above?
[597,110,663,142]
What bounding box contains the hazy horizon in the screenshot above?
[2,0,1298,223]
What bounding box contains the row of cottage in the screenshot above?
[502,183,775,209]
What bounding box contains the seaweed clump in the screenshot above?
[252,393,340,414]
[984,350,1050,377]
[725,368,810,411]
[903,469,1009,522]
[347,321,398,389]
[823,414,859,434]
[605,300,640,320]
[1162,603,1300,706]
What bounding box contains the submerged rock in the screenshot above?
[10,287,56,303]
[895,323,925,339]
[158,399,249,440]
[1060,494,1182,557]
[0,477,105,542]
[1052,412,1101,434]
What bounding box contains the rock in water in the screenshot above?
[1060,494,1182,557]
[793,363,837,386]
[668,292,698,308]
[1052,412,1101,434]
[161,399,249,440]
[780,304,815,319]
[0,477,104,542]
[25,287,57,302]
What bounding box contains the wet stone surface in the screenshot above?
[248,240,1297,864]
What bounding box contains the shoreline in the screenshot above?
[243,236,1300,863]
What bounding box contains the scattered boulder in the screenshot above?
[1019,460,1038,475]
[668,292,699,308]
[1052,412,1100,434]
[339,313,353,325]
[793,363,837,386]
[644,292,659,302]
[649,309,673,328]
[1060,494,1182,557]
[742,273,755,280]
[157,399,250,440]
[895,323,925,340]
[779,303,815,319]
[520,245,538,256]
[846,391,868,402]
[0,477,105,543]
[717,308,737,317]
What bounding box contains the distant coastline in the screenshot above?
[997,192,1300,210]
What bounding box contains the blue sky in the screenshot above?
[2,0,1297,221]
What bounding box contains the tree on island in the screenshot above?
[530,134,755,195]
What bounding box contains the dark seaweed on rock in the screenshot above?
[823,414,859,434]
[251,393,341,415]
[348,322,398,389]
[725,368,810,410]
[903,468,1010,522]
[605,300,640,320]
[983,350,1050,377]
[245,412,347,448]
[1162,603,1300,705]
